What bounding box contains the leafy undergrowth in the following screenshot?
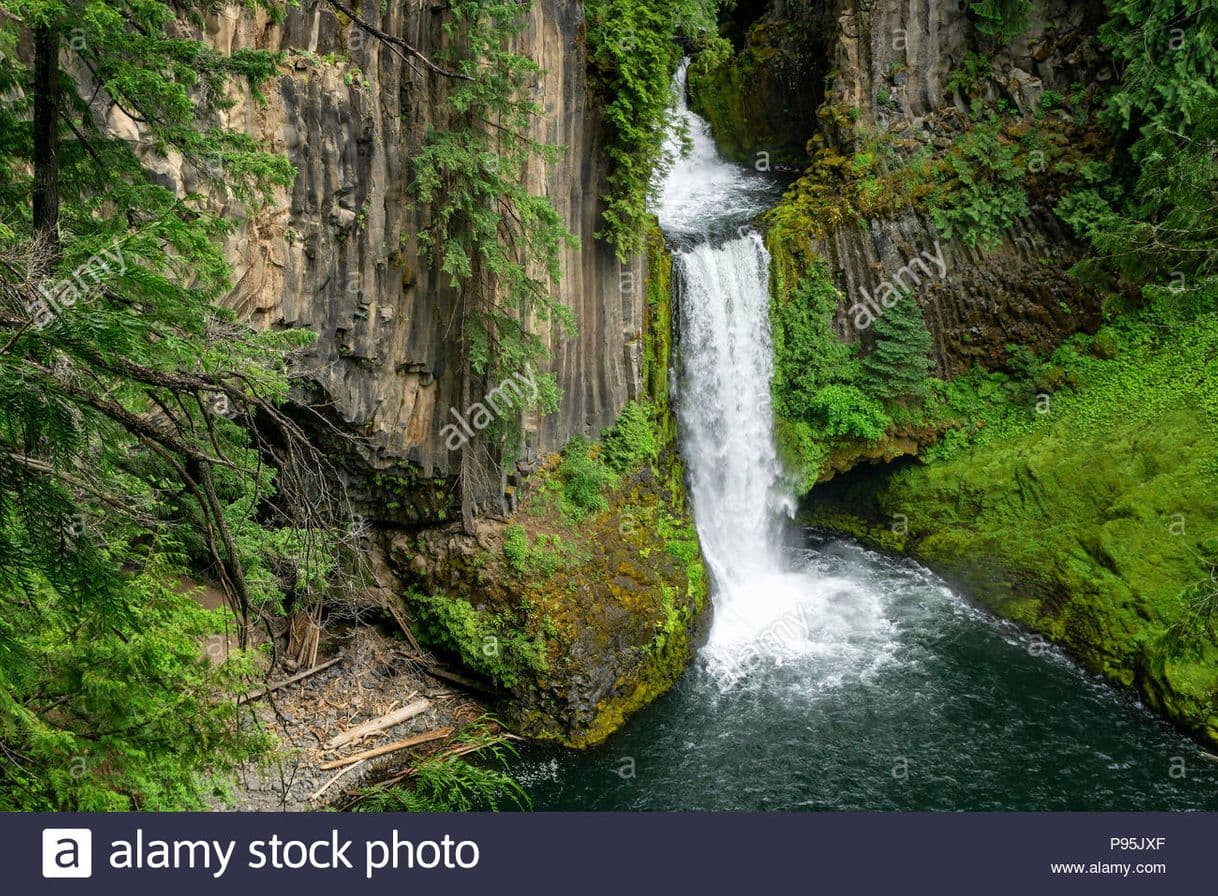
[350,719,529,812]
[805,300,1218,742]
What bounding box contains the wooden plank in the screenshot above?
[326,697,430,749]
[319,726,455,770]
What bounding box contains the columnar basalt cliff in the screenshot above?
[804,0,1112,374]
[129,2,710,745]
[139,1,647,523]
[694,0,1113,381]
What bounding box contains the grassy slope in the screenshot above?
[805,307,1218,742]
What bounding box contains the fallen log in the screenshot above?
[308,759,367,803]
[319,726,455,770]
[239,656,342,704]
[423,663,499,695]
[326,697,430,749]
[387,604,424,655]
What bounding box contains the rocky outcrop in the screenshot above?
[807,207,1104,377]
[802,359,1218,747]
[687,0,828,167]
[386,449,710,747]
[148,2,647,522]
[748,0,1218,748]
[825,0,1109,128]
[805,0,1112,374]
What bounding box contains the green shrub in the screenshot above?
[1039,89,1064,112]
[601,401,660,473]
[968,0,1031,42]
[503,526,568,578]
[945,51,993,98]
[406,590,547,689]
[770,262,860,421]
[503,524,529,567]
[929,120,1030,248]
[809,384,892,440]
[556,436,617,518]
[769,263,900,487]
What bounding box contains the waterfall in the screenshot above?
[521,66,1216,816]
[674,234,790,588]
[658,60,790,593]
[656,61,776,241]
[520,70,1218,815]
[656,62,832,683]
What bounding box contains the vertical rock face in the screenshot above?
[697,0,1113,376]
[814,0,1113,375]
[826,0,1108,125]
[190,1,644,519]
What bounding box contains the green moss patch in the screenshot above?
[804,308,1218,743]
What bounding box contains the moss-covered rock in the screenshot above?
[801,312,1218,745]
[389,444,709,747]
[687,9,824,168]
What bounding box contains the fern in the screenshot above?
[354,720,531,812]
[968,0,1032,42]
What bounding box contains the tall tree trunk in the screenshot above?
[459,283,477,535]
[32,24,61,255]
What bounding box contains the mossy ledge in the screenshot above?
[799,313,1218,746]
[389,444,709,748]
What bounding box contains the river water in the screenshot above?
[517,62,1218,810]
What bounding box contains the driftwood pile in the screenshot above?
[237,609,500,806]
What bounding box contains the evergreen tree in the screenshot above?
[770,263,860,422]
[861,295,935,402]
[1071,0,1218,307]
[406,0,575,531]
[0,0,350,809]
